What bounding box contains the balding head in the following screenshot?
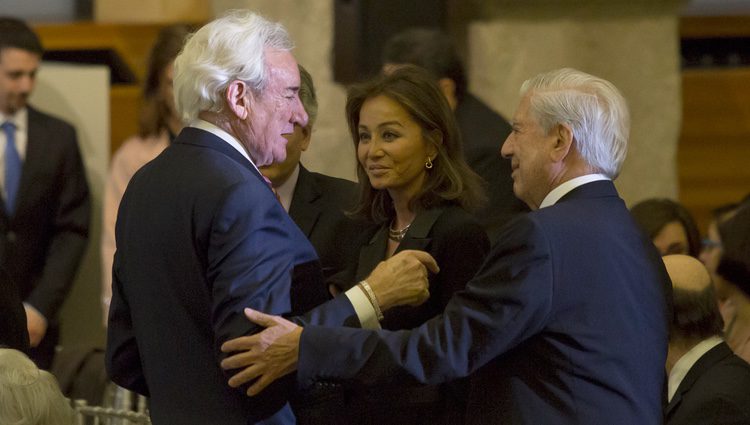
[663,254,712,292]
[663,255,723,342]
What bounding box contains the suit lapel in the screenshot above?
[356,227,387,281]
[394,207,443,254]
[355,207,444,280]
[288,165,322,238]
[665,342,732,417]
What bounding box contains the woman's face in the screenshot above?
[356,95,436,202]
[653,220,689,256]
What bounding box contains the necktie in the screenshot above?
[2,121,21,214]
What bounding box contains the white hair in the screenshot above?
[520,68,630,179]
[0,349,75,425]
[173,10,294,122]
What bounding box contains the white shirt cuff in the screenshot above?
[344,286,381,330]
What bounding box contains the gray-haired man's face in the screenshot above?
[242,49,308,167]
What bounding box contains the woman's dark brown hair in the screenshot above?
[630,198,702,257]
[138,24,192,138]
[346,65,485,224]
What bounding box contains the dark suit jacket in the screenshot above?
[666,341,750,425]
[0,106,90,366]
[455,94,527,241]
[345,206,489,424]
[355,206,489,331]
[299,180,671,424]
[0,264,28,351]
[288,165,365,282]
[106,128,359,425]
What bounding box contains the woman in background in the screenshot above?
[101,25,190,324]
[339,65,490,424]
[630,198,701,257]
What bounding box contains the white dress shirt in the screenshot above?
[272,164,299,213]
[539,173,610,209]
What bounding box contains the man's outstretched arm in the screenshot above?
[221,249,439,394]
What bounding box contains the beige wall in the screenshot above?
[31,64,110,348]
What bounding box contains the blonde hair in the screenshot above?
[0,349,75,425]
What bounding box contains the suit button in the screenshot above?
[6,231,15,243]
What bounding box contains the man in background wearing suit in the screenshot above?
[0,17,90,369]
[106,11,433,425]
[221,68,672,424]
[382,28,527,241]
[663,254,750,425]
[260,65,365,286]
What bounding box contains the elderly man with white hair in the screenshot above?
[220,68,673,424]
[105,11,434,425]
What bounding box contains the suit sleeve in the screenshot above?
[208,180,356,410]
[26,124,91,320]
[105,246,149,396]
[297,214,554,387]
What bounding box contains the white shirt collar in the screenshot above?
[273,164,300,212]
[538,174,610,209]
[189,119,261,175]
[0,108,28,132]
[667,335,723,402]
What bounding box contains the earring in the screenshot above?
[425,156,433,169]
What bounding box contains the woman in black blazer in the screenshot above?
[337,66,490,424]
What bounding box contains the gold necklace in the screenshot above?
[388,220,411,242]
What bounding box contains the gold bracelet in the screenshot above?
[358,280,384,321]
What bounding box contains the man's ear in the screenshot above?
[437,78,458,111]
[550,123,574,162]
[299,125,312,152]
[225,80,251,120]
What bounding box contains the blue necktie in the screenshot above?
[2,121,21,214]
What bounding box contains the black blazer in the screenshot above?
[0,106,90,363]
[345,206,489,424]
[354,206,489,330]
[666,341,750,425]
[106,128,358,425]
[299,180,671,424]
[288,165,367,282]
[455,94,527,241]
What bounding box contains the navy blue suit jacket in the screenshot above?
[106,128,358,424]
[298,180,671,424]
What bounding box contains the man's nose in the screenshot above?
[500,135,512,159]
[19,75,35,93]
[292,96,308,127]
